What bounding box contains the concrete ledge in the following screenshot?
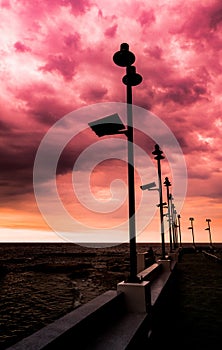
[137,262,162,282]
[157,259,172,272]
[83,312,149,350]
[151,260,177,306]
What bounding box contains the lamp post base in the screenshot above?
[117,280,151,313]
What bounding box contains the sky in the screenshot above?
[1,0,222,244]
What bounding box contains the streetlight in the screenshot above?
[163,177,173,252]
[169,194,174,248]
[140,181,157,191]
[188,217,196,249]
[89,43,142,283]
[113,43,142,282]
[169,195,178,249]
[177,214,182,247]
[152,144,166,259]
[88,113,127,137]
[205,219,213,249]
[173,206,179,248]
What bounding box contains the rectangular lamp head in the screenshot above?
[88,113,126,137]
[140,182,157,191]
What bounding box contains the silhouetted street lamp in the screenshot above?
[173,206,179,248]
[205,219,213,249]
[89,113,127,137]
[188,217,196,249]
[177,214,182,247]
[169,195,178,249]
[163,177,173,252]
[89,43,142,283]
[169,194,175,248]
[140,181,157,191]
[152,144,166,259]
[113,43,142,282]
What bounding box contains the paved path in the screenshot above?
[148,250,222,349]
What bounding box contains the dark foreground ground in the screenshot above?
[0,243,222,349]
[149,248,222,349]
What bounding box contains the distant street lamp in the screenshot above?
[169,194,176,249]
[152,144,166,259]
[89,43,142,283]
[173,206,179,248]
[163,177,173,252]
[177,214,182,247]
[205,219,213,249]
[188,217,196,249]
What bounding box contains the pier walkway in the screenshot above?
[149,248,222,349]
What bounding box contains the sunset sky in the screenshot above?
[1,0,222,244]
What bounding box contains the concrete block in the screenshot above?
[117,281,151,313]
[137,252,147,273]
[157,259,172,272]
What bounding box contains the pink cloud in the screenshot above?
[0,0,11,9]
[163,80,208,105]
[138,9,155,27]
[104,24,118,38]
[14,41,31,53]
[64,33,81,49]
[66,0,91,15]
[39,54,76,81]
[145,45,163,60]
[210,6,222,29]
[80,85,108,103]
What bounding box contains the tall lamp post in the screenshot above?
[188,217,196,249]
[177,214,182,247]
[89,44,142,282]
[152,144,166,259]
[163,177,173,252]
[173,207,178,248]
[205,219,213,249]
[169,194,175,248]
[113,43,142,282]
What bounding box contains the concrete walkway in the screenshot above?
[148,250,222,349]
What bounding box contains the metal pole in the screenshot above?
[191,221,195,247]
[190,218,196,249]
[178,214,182,247]
[126,82,137,282]
[164,177,173,252]
[208,222,212,248]
[170,196,176,249]
[174,209,178,248]
[167,188,173,252]
[152,144,166,259]
[158,159,165,259]
[113,44,142,282]
[206,219,213,249]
